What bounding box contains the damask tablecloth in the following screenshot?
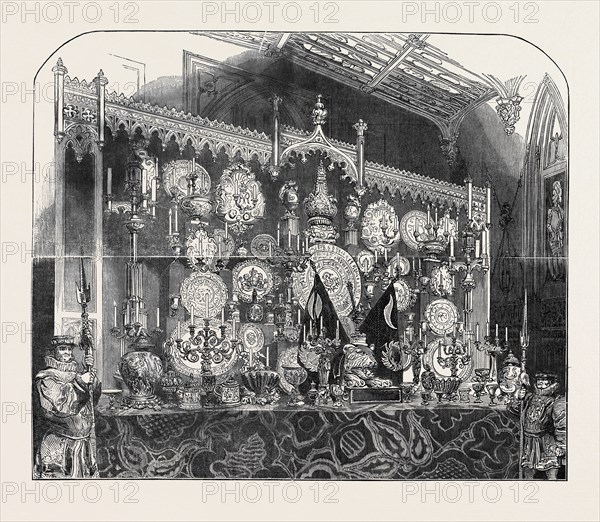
[95,403,519,479]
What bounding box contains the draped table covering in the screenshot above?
[95,400,519,480]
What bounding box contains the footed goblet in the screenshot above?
[485,382,499,405]
[472,382,485,403]
[282,365,308,406]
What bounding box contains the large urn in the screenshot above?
[119,350,164,409]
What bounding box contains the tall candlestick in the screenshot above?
[107,167,112,194]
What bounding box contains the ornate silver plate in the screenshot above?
[237,323,265,354]
[393,279,416,312]
[165,320,236,380]
[388,255,411,276]
[356,249,375,274]
[232,260,274,302]
[250,234,281,260]
[399,210,428,251]
[360,199,401,253]
[180,271,229,319]
[430,264,454,297]
[425,298,458,335]
[292,244,361,317]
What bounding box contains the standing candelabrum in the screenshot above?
[400,323,430,386]
[436,327,472,379]
[273,293,302,343]
[268,221,312,285]
[414,205,451,263]
[108,148,162,353]
[474,322,509,380]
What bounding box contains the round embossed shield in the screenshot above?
[180,272,228,319]
[424,299,459,335]
[393,279,416,312]
[399,210,428,251]
[232,260,274,302]
[292,244,361,317]
[237,323,265,354]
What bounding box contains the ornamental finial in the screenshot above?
[311,95,328,126]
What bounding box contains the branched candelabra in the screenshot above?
[437,332,472,379]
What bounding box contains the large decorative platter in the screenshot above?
[360,199,401,253]
[399,210,428,251]
[430,264,454,297]
[393,279,416,312]
[250,234,282,260]
[180,271,229,319]
[400,210,458,251]
[232,260,274,302]
[237,323,265,355]
[424,298,458,335]
[185,227,218,270]
[165,320,236,380]
[424,338,471,380]
[162,160,211,198]
[357,249,375,274]
[292,244,361,317]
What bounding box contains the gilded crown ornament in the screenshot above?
[304,162,339,243]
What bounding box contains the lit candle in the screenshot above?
[384,249,388,262]
[305,236,309,251]
[486,183,492,224]
[297,309,301,324]
[434,206,438,223]
[225,222,228,239]
[486,321,490,336]
[467,179,473,220]
[125,302,130,324]
[336,320,340,341]
[192,158,196,172]
[221,308,225,324]
[276,222,280,245]
[481,230,487,256]
[174,206,179,231]
[151,178,157,202]
[427,205,431,225]
[268,242,272,258]
[419,328,422,341]
[265,347,269,369]
[249,346,253,368]
[113,300,117,327]
[476,323,480,341]
[450,236,455,257]
[495,323,499,338]
[205,298,209,319]
[505,327,509,343]
[374,251,378,263]
[319,315,323,333]
[475,240,481,259]
[168,208,173,235]
[303,325,307,340]
[288,229,292,248]
[296,234,300,251]
[141,169,147,195]
[107,167,112,194]
[191,305,195,324]
[156,307,160,327]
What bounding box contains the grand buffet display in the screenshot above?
[95,94,522,412]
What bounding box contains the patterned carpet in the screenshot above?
[95,405,519,479]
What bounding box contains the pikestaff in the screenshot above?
[75,252,99,477]
[518,289,530,479]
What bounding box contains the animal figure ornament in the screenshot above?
[342,343,392,388]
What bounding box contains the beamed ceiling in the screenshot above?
[195,32,497,137]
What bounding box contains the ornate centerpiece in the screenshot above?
[304,162,339,244]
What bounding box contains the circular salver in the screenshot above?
[292,244,361,317]
[237,323,265,354]
[180,271,229,319]
[424,298,459,335]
